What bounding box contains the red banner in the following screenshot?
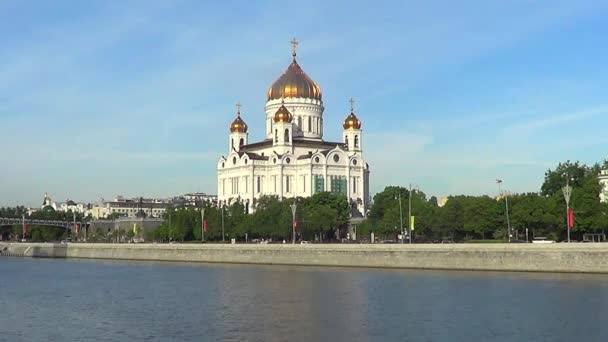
[75,224,80,234]
[23,224,28,234]
[293,221,298,230]
[568,209,574,228]
[203,220,208,233]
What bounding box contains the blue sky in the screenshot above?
[1,0,608,207]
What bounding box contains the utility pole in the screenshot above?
[495,179,511,242]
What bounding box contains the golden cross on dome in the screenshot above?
[349,97,355,112]
[236,102,242,115]
[290,37,298,57]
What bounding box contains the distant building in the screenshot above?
[87,193,217,219]
[438,197,449,207]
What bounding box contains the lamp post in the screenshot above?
[396,192,404,243]
[290,201,297,244]
[562,174,573,243]
[495,179,512,242]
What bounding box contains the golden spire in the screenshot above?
[349,97,355,113]
[236,102,242,116]
[290,37,298,60]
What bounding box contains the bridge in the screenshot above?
[0,217,75,229]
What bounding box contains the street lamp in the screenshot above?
[562,174,574,243]
[290,200,297,244]
[495,179,512,242]
[396,192,404,243]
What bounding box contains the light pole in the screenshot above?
[290,201,297,244]
[495,179,512,242]
[396,192,404,243]
[562,174,573,243]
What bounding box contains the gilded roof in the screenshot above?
[343,111,362,129]
[267,60,322,101]
[273,102,293,123]
[230,114,248,133]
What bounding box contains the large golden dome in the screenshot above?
[267,45,322,101]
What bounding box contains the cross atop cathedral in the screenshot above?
[349,97,355,112]
[291,37,298,58]
[236,102,242,115]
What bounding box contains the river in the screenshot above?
[1,257,607,341]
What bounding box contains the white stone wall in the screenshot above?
[218,145,368,214]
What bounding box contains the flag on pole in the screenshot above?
[410,216,415,231]
[203,220,208,232]
[568,209,574,228]
[294,221,299,231]
[23,223,28,234]
[75,223,80,234]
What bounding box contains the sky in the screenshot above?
[1,0,608,207]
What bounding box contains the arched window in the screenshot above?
[284,128,290,143]
[275,129,278,143]
[308,117,312,132]
[257,176,261,193]
[354,135,359,148]
[239,138,244,146]
[344,136,349,148]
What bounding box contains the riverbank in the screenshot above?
[2,242,608,273]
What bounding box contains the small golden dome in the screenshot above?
[229,106,248,133]
[267,41,321,101]
[343,111,362,130]
[343,97,362,129]
[273,102,293,123]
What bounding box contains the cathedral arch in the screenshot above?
[354,135,359,148]
[239,138,244,146]
[284,128,290,143]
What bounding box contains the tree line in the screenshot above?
[2,160,607,243]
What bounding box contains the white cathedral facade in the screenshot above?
[217,41,370,215]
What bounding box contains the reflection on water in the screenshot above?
[1,258,607,342]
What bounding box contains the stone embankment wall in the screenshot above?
[2,242,608,273]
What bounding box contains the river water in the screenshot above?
[1,258,607,342]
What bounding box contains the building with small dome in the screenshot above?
[217,40,370,215]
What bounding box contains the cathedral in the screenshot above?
[217,40,370,215]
